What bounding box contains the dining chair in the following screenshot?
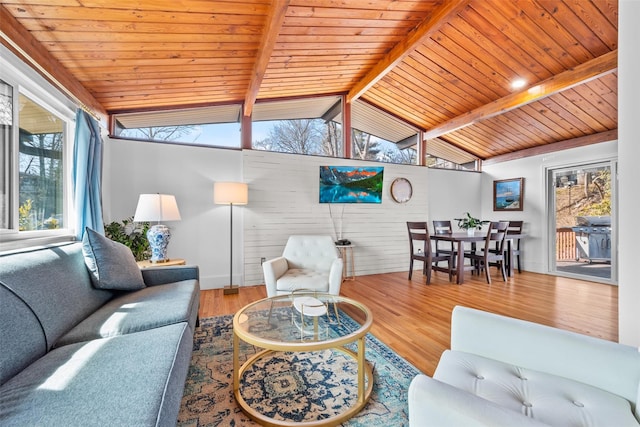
[490,220,524,275]
[464,221,509,284]
[407,222,453,283]
[432,220,456,266]
[504,220,523,273]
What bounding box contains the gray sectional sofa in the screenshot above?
[0,239,200,426]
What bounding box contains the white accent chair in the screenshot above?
[408,306,640,426]
[262,235,344,298]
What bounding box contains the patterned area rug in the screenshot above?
[178,312,420,426]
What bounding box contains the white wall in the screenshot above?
[427,168,482,226]
[105,140,430,289]
[618,0,640,346]
[104,138,244,290]
[481,141,618,275]
[242,150,430,284]
[102,137,538,290]
[103,137,486,291]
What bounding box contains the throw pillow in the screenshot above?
[82,227,146,291]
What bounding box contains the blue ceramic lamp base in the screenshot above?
[147,224,171,263]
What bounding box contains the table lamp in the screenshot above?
[133,193,181,263]
[214,182,248,295]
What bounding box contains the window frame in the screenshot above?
[111,104,242,149]
[350,126,418,165]
[0,46,76,248]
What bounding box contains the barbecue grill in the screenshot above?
[571,216,611,263]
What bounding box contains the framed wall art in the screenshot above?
[493,177,524,211]
[319,166,384,203]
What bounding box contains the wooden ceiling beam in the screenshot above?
[346,0,471,104]
[0,5,107,124]
[423,50,618,140]
[482,129,618,165]
[243,0,290,118]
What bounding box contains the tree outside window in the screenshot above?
[253,119,343,157]
[352,128,416,165]
[18,94,64,231]
[117,125,197,143]
[253,119,415,164]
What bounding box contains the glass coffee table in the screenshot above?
[233,291,373,426]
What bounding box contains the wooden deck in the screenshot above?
[198,269,618,376]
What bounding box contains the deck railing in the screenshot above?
[556,227,576,260]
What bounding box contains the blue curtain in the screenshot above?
[73,109,104,239]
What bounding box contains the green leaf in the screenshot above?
[104,217,151,261]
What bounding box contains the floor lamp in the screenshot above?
[214,182,248,295]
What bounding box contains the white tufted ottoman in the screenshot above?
[433,350,637,426]
[409,306,640,426]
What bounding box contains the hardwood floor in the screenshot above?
[198,270,618,377]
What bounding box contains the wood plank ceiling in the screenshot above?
[0,0,618,161]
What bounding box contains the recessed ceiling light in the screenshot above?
[511,79,527,90]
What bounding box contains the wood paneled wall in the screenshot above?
[242,150,430,285]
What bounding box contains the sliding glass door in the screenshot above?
[548,161,616,283]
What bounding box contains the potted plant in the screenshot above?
[454,212,489,236]
[104,217,151,261]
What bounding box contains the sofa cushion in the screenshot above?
[0,284,47,386]
[276,268,329,293]
[55,279,200,347]
[408,374,551,427]
[434,350,638,427]
[0,243,113,352]
[82,227,146,291]
[0,322,193,427]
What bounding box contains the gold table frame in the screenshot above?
[232,293,374,427]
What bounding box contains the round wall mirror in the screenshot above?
[390,177,412,203]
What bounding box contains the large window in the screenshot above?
[351,128,417,164]
[253,119,343,156]
[425,155,478,171]
[18,94,65,231]
[349,100,418,165]
[425,138,479,171]
[1,46,75,243]
[111,95,477,170]
[0,87,68,234]
[252,96,343,157]
[251,97,419,164]
[113,105,241,148]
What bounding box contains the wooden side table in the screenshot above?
[336,244,355,281]
[136,258,186,268]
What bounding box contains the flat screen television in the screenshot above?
[319,166,384,203]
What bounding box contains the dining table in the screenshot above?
[431,231,525,284]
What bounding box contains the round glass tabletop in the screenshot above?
[233,291,372,349]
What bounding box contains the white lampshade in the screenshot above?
[133,194,181,222]
[214,182,248,205]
